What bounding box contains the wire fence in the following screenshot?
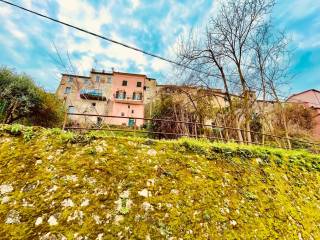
[63,112,320,153]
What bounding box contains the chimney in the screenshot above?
[111,67,115,72]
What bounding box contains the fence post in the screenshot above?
[62,111,68,130]
[194,122,197,139]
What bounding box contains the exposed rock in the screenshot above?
[95,146,104,153]
[138,188,151,197]
[5,210,21,224]
[48,185,58,193]
[67,210,84,224]
[80,198,90,207]
[230,220,237,226]
[220,207,230,215]
[93,214,102,224]
[255,158,263,164]
[170,189,179,195]
[120,190,130,198]
[64,175,78,182]
[298,232,303,240]
[74,233,89,240]
[48,215,58,226]
[35,217,43,226]
[96,233,104,240]
[39,232,67,240]
[147,179,155,187]
[114,215,124,224]
[61,198,75,207]
[186,230,193,234]
[147,149,157,156]
[0,184,13,194]
[22,198,34,207]
[166,203,173,208]
[35,160,43,165]
[1,196,10,204]
[142,202,154,211]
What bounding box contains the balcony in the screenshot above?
[80,89,106,101]
[114,92,143,104]
[114,97,143,104]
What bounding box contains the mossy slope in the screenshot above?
[0,124,319,239]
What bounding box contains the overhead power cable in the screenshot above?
[0,0,293,101]
[0,0,200,72]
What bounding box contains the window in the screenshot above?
[107,76,112,84]
[65,87,71,94]
[128,105,130,109]
[131,110,134,114]
[68,106,76,113]
[115,91,126,99]
[137,81,142,87]
[121,112,125,117]
[92,102,96,107]
[122,80,128,86]
[68,76,73,83]
[95,75,100,83]
[84,79,89,85]
[132,92,142,100]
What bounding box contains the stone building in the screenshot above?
[55,69,157,127]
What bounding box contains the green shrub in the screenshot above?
[60,131,75,143]
[10,124,22,135]
[23,127,34,141]
[0,67,64,127]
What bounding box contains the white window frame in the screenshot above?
[65,87,71,94]
[68,106,76,113]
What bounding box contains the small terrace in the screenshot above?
[80,89,106,101]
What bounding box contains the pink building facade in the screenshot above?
[287,89,320,139]
[107,72,148,126]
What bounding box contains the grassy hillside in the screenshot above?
[0,124,319,239]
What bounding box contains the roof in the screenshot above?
[287,89,320,109]
[61,73,90,79]
[90,70,112,76]
[112,71,147,78]
[63,70,155,80]
[287,89,320,100]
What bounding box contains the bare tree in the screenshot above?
[250,23,292,148]
[176,0,294,145]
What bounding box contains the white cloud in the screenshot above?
[5,20,28,41]
[292,31,320,49]
[131,0,140,10]
[0,4,12,16]
[277,0,320,21]
[56,0,112,33]
[52,0,151,75]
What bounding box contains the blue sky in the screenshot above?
[0,0,319,94]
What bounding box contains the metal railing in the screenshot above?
[63,112,320,152]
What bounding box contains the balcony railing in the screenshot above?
[80,89,106,101]
[114,96,143,104]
